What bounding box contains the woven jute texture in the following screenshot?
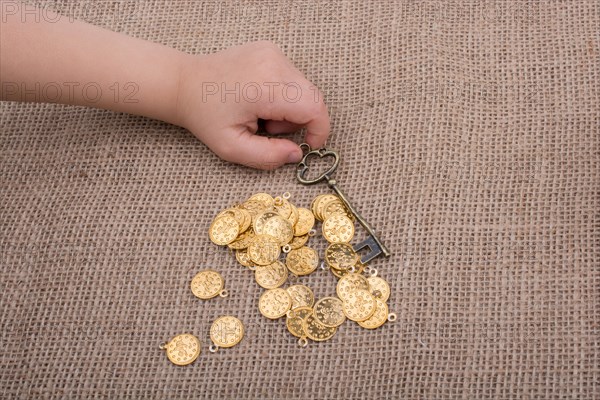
[1,1,599,399]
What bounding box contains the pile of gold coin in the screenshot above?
[209,192,396,346]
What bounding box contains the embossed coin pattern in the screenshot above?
[367,276,391,302]
[358,299,389,329]
[286,306,313,338]
[247,234,281,266]
[336,273,370,301]
[286,284,315,309]
[285,246,319,276]
[302,312,337,341]
[163,334,201,366]
[322,213,355,243]
[190,270,224,299]
[342,289,377,322]
[313,297,346,328]
[210,316,244,348]
[255,260,288,289]
[209,215,240,245]
[325,243,359,271]
[259,288,292,319]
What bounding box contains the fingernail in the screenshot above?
[287,149,303,163]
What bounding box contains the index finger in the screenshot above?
[257,79,330,148]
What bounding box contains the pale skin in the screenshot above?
[0,3,330,170]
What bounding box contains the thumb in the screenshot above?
[219,131,303,170]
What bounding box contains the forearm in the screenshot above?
[0,5,186,125]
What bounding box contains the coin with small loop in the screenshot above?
[247,234,281,266]
[160,333,201,366]
[331,261,365,279]
[285,306,313,338]
[294,208,315,236]
[342,289,377,322]
[258,288,292,319]
[191,270,227,299]
[210,316,244,351]
[285,246,319,276]
[273,197,293,219]
[357,299,390,329]
[367,276,391,302]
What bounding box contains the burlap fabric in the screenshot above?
[1,1,599,399]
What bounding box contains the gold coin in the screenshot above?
[254,211,293,246]
[294,208,315,236]
[312,194,339,221]
[248,192,274,209]
[286,284,315,309]
[322,214,354,243]
[288,233,309,250]
[273,197,293,219]
[285,246,319,276]
[368,276,391,302]
[358,299,389,329]
[310,194,326,220]
[302,312,337,342]
[247,235,281,266]
[190,269,225,299]
[336,273,370,301]
[254,260,288,289]
[342,289,377,322]
[162,333,201,366]
[210,316,244,348]
[216,208,251,233]
[239,199,269,218]
[285,306,313,338]
[258,288,292,319]
[235,248,256,268]
[253,210,279,233]
[228,228,255,250]
[321,198,353,221]
[330,261,365,279]
[234,208,252,233]
[209,215,240,245]
[325,243,359,271]
[313,297,346,328]
[286,203,299,227]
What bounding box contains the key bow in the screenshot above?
[296,145,340,185]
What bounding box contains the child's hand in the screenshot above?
[175,41,330,170]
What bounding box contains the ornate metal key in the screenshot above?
[296,144,391,264]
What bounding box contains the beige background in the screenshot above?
[1,1,599,399]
